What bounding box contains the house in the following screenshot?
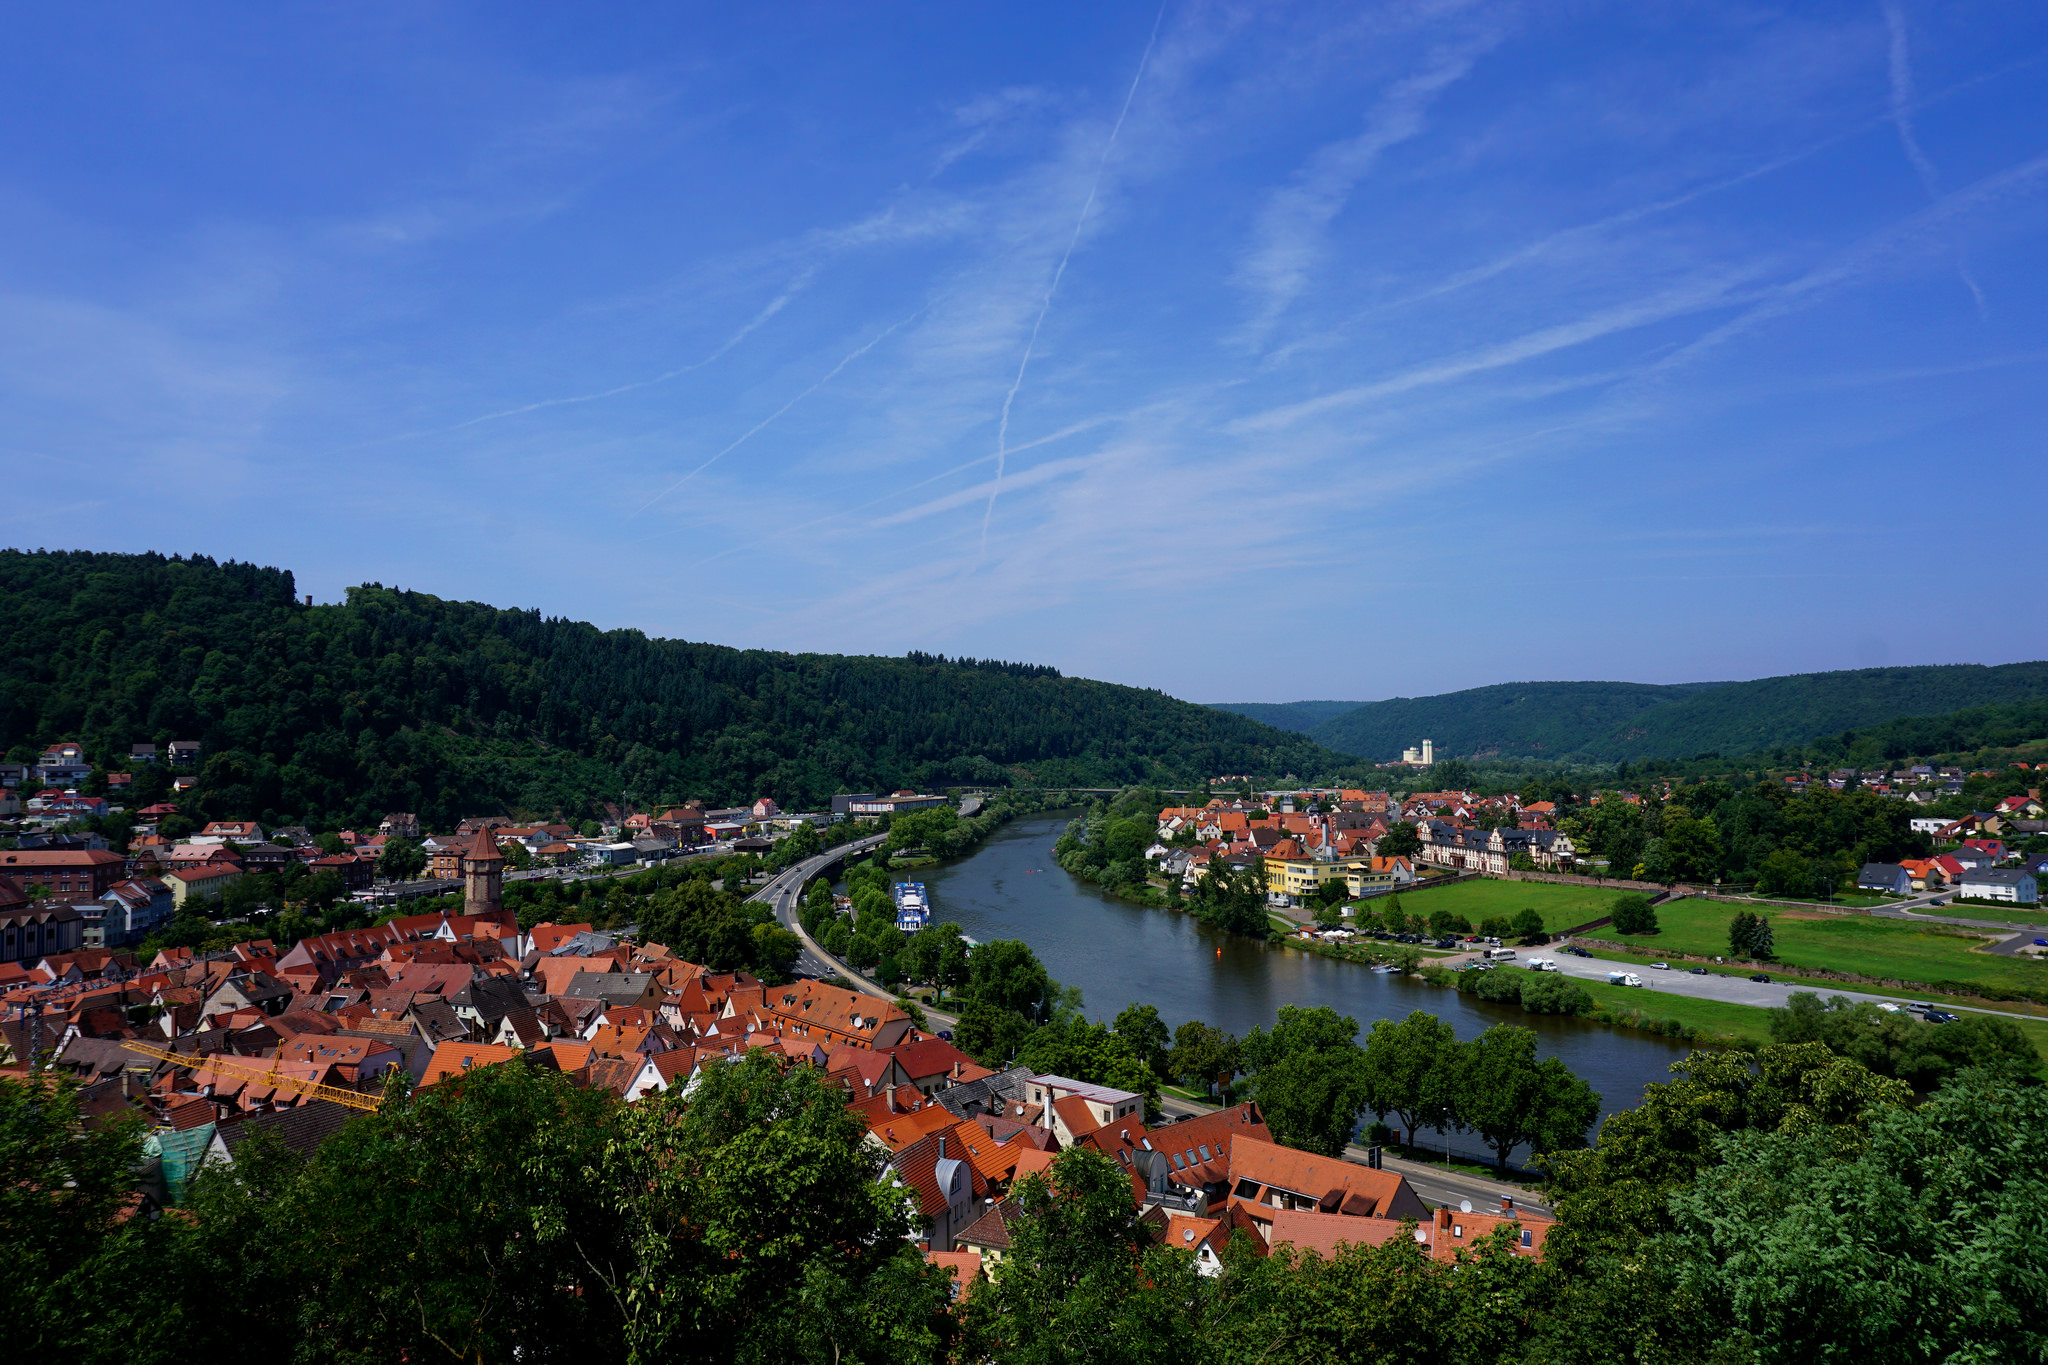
[1269,1198,1552,1264]
[378,813,421,839]
[890,1130,985,1251]
[0,848,128,899]
[196,821,266,845]
[0,903,87,964]
[36,741,93,785]
[130,743,158,766]
[955,1197,1027,1265]
[205,1100,356,1169]
[1222,1136,1431,1245]
[740,980,916,1050]
[309,853,375,892]
[1026,1075,1144,1143]
[169,864,243,908]
[420,1041,526,1087]
[168,740,202,767]
[96,879,174,947]
[1957,869,2039,905]
[563,972,664,1014]
[1856,863,1912,896]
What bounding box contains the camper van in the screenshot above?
[1605,970,1645,988]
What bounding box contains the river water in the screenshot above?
[918,812,1692,1147]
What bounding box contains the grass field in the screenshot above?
[1569,967,2048,1065]
[1378,879,1639,933]
[1586,899,2048,998]
[1574,977,1778,1045]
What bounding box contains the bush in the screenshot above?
[1610,893,1659,935]
[1479,915,1514,939]
[1520,972,1594,1016]
[1464,968,1524,1004]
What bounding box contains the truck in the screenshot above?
[1605,970,1645,988]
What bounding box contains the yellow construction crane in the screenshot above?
[121,1038,383,1113]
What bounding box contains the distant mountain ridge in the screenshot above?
[1216,662,2048,763]
[1204,700,1370,733]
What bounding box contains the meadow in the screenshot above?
[1391,877,1636,933]
[1587,898,2048,999]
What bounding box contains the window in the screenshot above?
[1520,1229,1532,1248]
[1233,1179,1260,1200]
[1171,1152,1185,1169]
[1198,1144,1211,1161]
[1453,1225,1463,1238]
[1183,1150,1197,1167]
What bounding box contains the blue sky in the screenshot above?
[4,2,2045,704]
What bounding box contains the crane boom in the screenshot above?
[121,1038,382,1112]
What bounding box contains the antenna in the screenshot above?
[1459,1199,1472,1214]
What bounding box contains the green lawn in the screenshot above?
[1586,899,2048,998]
[1385,878,1640,933]
[1574,976,1778,1045]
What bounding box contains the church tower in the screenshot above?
[461,826,504,918]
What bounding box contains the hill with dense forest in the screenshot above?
[1204,699,1368,733]
[0,550,1352,830]
[1280,664,2048,763]
[1301,680,1729,761]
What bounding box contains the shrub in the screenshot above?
[1465,968,1524,1004]
[1520,972,1594,1016]
[1610,893,1659,935]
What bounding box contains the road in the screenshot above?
[1491,943,2030,1018]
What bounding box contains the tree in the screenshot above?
[1509,907,1546,945]
[1661,815,1722,882]
[961,1147,1207,1365]
[1609,892,1659,935]
[1654,1066,2048,1363]
[1729,909,1775,960]
[1768,991,2036,1091]
[1478,915,1513,939]
[1358,1010,1462,1147]
[1458,1024,1601,1174]
[1112,1003,1172,1081]
[1018,1018,1159,1113]
[376,836,426,881]
[1187,856,1270,939]
[1167,1020,1240,1096]
[299,868,346,912]
[592,1051,950,1363]
[1376,823,1422,858]
[1239,1006,1373,1156]
[1744,847,1810,900]
[1313,897,1344,930]
[965,938,1056,1022]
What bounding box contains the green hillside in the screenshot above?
[1306,680,1727,761]
[1297,663,2048,763]
[0,550,1352,830]
[1576,663,2048,761]
[1204,699,1369,733]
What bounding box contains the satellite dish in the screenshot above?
[1459,1199,1473,1214]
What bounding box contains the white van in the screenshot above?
[1486,947,1518,961]
[1523,959,1557,972]
[1605,970,1645,988]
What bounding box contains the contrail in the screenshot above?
[979,0,1169,554]
[630,312,916,518]
[1884,0,1987,317]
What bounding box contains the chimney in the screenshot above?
[1436,1206,1452,1231]
[937,1134,946,1160]
[1501,1195,1514,1212]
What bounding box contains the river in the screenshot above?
[915,811,1693,1153]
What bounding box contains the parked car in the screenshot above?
[2034,938,2047,947]
[1687,966,1709,975]
[1749,973,1772,983]
[1650,962,1669,971]
[1566,945,1592,958]
[1925,1010,1960,1024]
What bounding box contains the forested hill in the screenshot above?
[1204,699,1369,733]
[1302,680,1728,761]
[1292,664,2048,762]
[0,550,1352,830]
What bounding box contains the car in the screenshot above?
[1687,966,1709,975]
[1925,1010,1959,1024]
[2034,938,2047,947]
[936,1030,953,1041]
[1650,962,1669,970]
[1750,974,1772,983]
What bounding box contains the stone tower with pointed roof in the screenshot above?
[461,827,504,918]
